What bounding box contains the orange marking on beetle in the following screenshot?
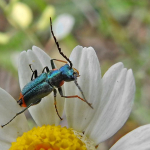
[52,69,57,71]
[59,80,64,86]
[19,93,27,107]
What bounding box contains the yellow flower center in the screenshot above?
[9,125,96,150]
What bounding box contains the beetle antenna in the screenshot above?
[50,17,73,68]
[74,76,93,109]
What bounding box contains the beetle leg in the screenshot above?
[58,87,93,109]
[29,64,38,80]
[1,100,38,128]
[50,59,56,69]
[58,87,86,102]
[50,59,67,69]
[31,71,38,81]
[42,66,49,73]
[53,89,63,120]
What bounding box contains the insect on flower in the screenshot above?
[1,18,93,128]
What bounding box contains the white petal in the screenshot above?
[86,65,135,144]
[65,46,102,131]
[98,62,124,107]
[0,88,29,150]
[32,46,53,70]
[18,46,64,126]
[18,50,32,89]
[85,62,124,134]
[110,124,150,150]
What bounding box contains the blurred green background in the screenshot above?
[0,0,150,149]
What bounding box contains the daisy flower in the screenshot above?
[0,46,140,150]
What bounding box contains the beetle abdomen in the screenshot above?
[18,73,54,107]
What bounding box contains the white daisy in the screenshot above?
[0,46,139,150]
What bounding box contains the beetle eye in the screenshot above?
[73,72,80,77]
[72,68,80,77]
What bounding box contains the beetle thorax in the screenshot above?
[59,64,75,82]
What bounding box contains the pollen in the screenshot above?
[9,125,95,150]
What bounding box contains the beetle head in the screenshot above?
[60,64,80,82]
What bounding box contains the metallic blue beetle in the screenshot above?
[1,18,92,128]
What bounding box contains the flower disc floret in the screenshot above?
[9,125,92,150]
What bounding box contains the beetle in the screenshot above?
[1,18,93,128]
